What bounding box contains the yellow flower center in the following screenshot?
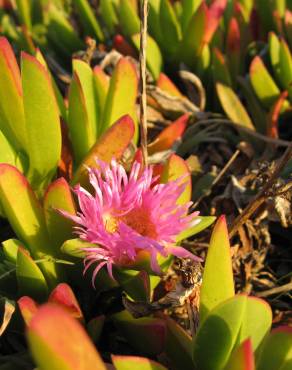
[103,208,157,239]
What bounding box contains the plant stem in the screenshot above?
[139,0,148,166]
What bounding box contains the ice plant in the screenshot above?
[61,159,201,283]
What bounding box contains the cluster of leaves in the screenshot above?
[2,217,292,370]
[1,0,292,137]
[0,1,291,370]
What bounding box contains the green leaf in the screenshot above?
[21,52,61,190]
[47,5,84,57]
[68,72,93,165]
[73,0,104,41]
[60,238,89,258]
[114,269,150,302]
[72,115,135,186]
[216,82,255,130]
[199,215,234,322]
[238,296,272,351]
[180,3,207,67]
[102,58,138,140]
[165,316,194,370]
[73,60,100,139]
[43,178,76,252]
[27,304,107,370]
[15,0,32,29]
[113,310,166,356]
[176,216,216,242]
[93,66,109,123]
[17,247,48,300]
[35,49,67,122]
[237,76,267,134]
[112,355,167,370]
[148,0,163,45]
[212,48,232,86]
[99,0,118,35]
[256,327,292,370]
[0,37,26,152]
[224,338,255,370]
[0,164,59,286]
[193,295,247,370]
[160,0,182,56]
[250,56,280,109]
[132,33,163,80]
[181,0,202,34]
[118,0,140,37]
[160,154,192,205]
[2,238,22,263]
[0,130,21,170]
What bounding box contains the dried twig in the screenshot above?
[256,281,292,298]
[229,144,292,238]
[139,0,148,165]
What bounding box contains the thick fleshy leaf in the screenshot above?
[18,296,38,325]
[212,48,232,86]
[180,3,207,67]
[99,0,118,35]
[250,56,280,109]
[112,355,167,370]
[46,4,84,57]
[193,295,247,370]
[118,0,140,37]
[256,326,292,370]
[132,33,162,80]
[0,164,59,285]
[68,72,93,165]
[238,77,267,134]
[267,90,288,138]
[48,283,83,321]
[148,113,188,154]
[148,0,163,45]
[73,60,100,140]
[181,0,202,34]
[16,247,48,300]
[73,0,104,41]
[160,0,182,56]
[60,238,89,259]
[0,297,15,336]
[35,49,67,121]
[224,338,255,370]
[114,34,138,57]
[21,52,61,189]
[15,0,31,29]
[157,72,183,97]
[27,304,107,370]
[73,115,135,186]
[102,58,138,140]
[204,0,227,44]
[176,216,216,242]
[93,66,109,121]
[216,83,254,130]
[226,17,241,84]
[238,296,272,351]
[2,238,22,263]
[160,154,191,205]
[165,316,194,370]
[199,215,234,322]
[113,311,166,356]
[0,130,22,170]
[43,178,75,251]
[114,269,150,302]
[0,37,26,151]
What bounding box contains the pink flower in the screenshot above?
[62,159,202,284]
